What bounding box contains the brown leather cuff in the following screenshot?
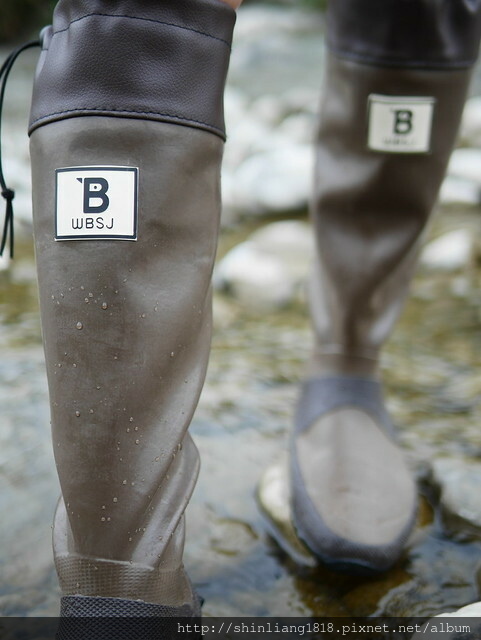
[327,0,481,69]
[29,0,236,140]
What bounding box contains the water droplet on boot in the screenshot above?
[101,302,108,310]
[75,411,80,417]
[76,322,83,330]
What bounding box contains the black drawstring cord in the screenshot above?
[0,40,40,258]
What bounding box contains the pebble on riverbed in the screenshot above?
[214,220,314,311]
[420,229,474,272]
[228,145,313,217]
[430,457,481,537]
[459,96,481,148]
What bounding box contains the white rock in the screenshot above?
[232,145,313,216]
[249,95,286,127]
[432,457,481,530]
[224,119,275,170]
[249,220,314,280]
[439,176,480,207]
[224,86,249,129]
[436,601,481,617]
[214,241,295,311]
[280,86,321,117]
[420,229,473,271]
[411,601,481,639]
[277,112,316,145]
[233,5,321,41]
[214,221,314,310]
[0,252,9,272]
[460,96,481,146]
[447,148,481,185]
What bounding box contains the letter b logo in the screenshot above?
[56,166,138,240]
[83,177,110,214]
[393,109,413,135]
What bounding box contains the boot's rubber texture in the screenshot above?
[295,1,481,574]
[29,0,234,608]
[30,0,235,139]
[60,594,200,617]
[327,0,481,69]
[291,377,417,573]
[309,1,480,379]
[295,377,393,438]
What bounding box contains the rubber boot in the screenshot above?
[29,0,235,616]
[291,0,481,572]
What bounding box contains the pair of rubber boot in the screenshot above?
[23,0,481,618]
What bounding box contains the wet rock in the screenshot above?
[420,229,473,272]
[280,86,321,117]
[214,220,313,310]
[250,219,314,279]
[410,602,481,640]
[231,145,313,216]
[438,601,481,616]
[431,457,481,536]
[224,119,276,170]
[224,86,250,130]
[232,5,322,41]
[277,112,316,145]
[447,148,481,185]
[257,456,316,567]
[439,176,480,207]
[249,94,287,128]
[214,241,296,311]
[0,252,9,271]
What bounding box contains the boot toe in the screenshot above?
[291,377,417,573]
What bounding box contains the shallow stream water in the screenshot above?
[1,6,481,618]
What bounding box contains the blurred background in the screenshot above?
[2,0,481,619]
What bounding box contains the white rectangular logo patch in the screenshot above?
[367,95,435,154]
[55,166,138,240]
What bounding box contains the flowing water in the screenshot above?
[1,7,481,618]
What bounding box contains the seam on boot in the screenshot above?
[49,12,232,49]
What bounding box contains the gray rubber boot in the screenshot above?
[29,0,235,615]
[291,0,481,572]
